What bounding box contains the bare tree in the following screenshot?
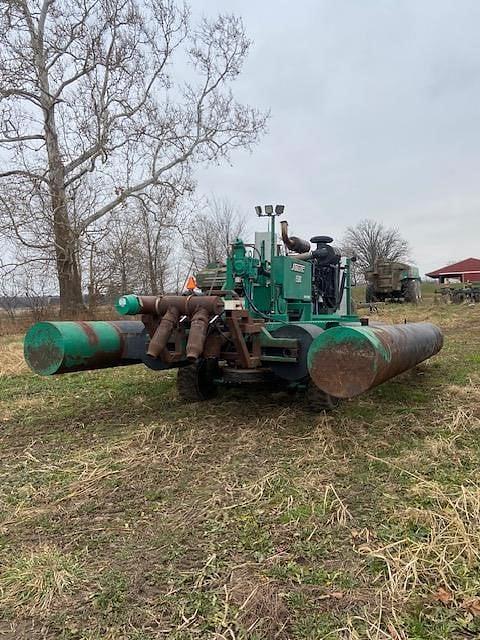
[136,192,185,295]
[86,209,144,301]
[0,274,20,321]
[84,189,184,302]
[0,1,267,313]
[184,197,246,270]
[342,219,410,278]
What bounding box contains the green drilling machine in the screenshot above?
[24,206,443,410]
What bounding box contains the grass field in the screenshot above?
[0,297,479,639]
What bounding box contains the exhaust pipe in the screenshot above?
[280,220,311,254]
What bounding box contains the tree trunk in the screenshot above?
[37,48,84,315]
[87,244,98,313]
[47,130,84,315]
[141,208,158,295]
[52,191,84,315]
[120,253,128,293]
[147,254,158,295]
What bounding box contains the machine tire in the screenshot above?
[177,359,218,402]
[404,280,421,304]
[304,379,341,412]
[365,284,376,303]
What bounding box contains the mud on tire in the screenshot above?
[176,359,219,402]
[404,279,421,304]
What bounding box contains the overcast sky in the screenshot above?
[193,0,480,276]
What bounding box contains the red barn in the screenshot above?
[426,258,480,283]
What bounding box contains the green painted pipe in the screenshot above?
[24,320,145,375]
[307,322,443,398]
[115,294,141,316]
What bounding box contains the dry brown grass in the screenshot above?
[0,544,84,617]
[227,567,290,638]
[0,335,28,376]
[336,606,409,640]
[323,483,352,526]
[0,422,196,530]
[364,480,480,596]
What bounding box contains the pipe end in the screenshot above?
[307,326,379,398]
[115,294,141,316]
[24,322,65,375]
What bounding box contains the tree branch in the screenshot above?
[0,169,48,183]
[79,140,204,232]
[0,134,45,144]
[0,88,42,106]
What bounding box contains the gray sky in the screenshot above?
[193,0,480,276]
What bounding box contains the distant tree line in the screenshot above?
[0,194,246,316]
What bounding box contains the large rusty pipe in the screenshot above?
[186,307,210,361]
[280,220,311,254]
[307,322,443,398]
[116,294,224,317]
[147,306,179,358]
[24,320,145,375]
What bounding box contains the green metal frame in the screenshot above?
[225,221,359,328]
[117,215,363,374]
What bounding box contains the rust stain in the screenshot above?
[77,321,99,347]
[107,321,126,354]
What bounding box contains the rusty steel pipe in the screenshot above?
[307,322,443,399]
[186,307,210,361]
[147,306,179,358]
[280,220,311,254]
[116,294,224,317]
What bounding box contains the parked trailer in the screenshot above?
[365,261,422,304]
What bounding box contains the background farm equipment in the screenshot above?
[24,206,443,410]
[365,260,422,304]
[436,283,480,304]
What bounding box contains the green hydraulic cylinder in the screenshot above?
[24,320,145,375]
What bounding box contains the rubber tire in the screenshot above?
[404,280,421,304]
[304,380,341,412]
[365,284,376,303]
[176,359,218,402]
